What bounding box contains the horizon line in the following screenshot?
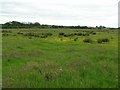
[0,21,118,28]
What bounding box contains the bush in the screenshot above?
[2,30,12,33]
[101,38,109,42]
[97,38,110,43]
[92,32,96,35]
[40,35,47,38]
[29,37,32,39]
[64,34,74,37]
[2,33,9,36]
[77,33,83,36]
[24,33,34,36]
[59,32,64,36]
[74,37,78,41]
[74,33,77,35]
[97,39,102,43]
[83,38,93,43]
[77,33,89,36]
[46,33,53,36]
[17,32,24,35]
[76,30,78,32]
[34,34,40,37]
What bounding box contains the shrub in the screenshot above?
[17,32,23,35]
[34,34,40,37]
[2,33,9,36]
[64,34,73,37]
[29,37,32,39]
[2,30,12,33]
[64,35,67,37]
[92,32,96,35]
[77,33,89,36]
[77,33,83,36]
[74,37,78,41]
[103,38,109,42]
[97,38,110,43]
[74,33,77,35]
[83,38,93,43]
[40,35,47,38]
[97,39,103,43]
[46,33,53,36]
[24,33,34,36]
[59,32,64,36]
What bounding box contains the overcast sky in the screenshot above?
[0,0,119,27]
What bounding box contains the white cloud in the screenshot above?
[0,0,119,27]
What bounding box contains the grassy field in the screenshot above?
[2,28,118,88]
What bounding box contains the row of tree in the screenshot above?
[1,21,108,29]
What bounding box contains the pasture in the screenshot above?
[2,28,118,88]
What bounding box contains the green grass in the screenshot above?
[2,29,118,88]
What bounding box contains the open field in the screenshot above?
[2,28,118,88]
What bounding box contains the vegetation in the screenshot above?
[1,21,111,29]
[83,38,93,43]
[2,28,118,88]
[97,38,110,43]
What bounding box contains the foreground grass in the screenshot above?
[2,29,118,88]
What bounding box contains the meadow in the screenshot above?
[2,28,118,88]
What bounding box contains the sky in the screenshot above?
[0,0,119,27]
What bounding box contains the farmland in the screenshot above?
[2,28,118,88]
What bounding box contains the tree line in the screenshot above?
[1,21,110,29]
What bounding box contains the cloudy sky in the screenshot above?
[0,0,119,27]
